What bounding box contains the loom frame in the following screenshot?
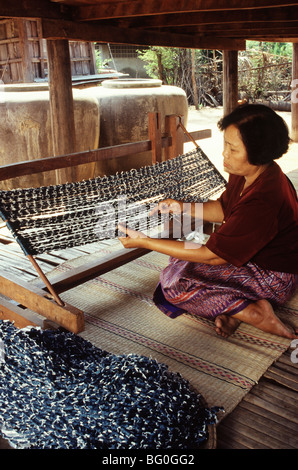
[0,113,212,333]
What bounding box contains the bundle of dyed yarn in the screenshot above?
[0,321,222,449]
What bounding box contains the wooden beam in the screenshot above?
[0,272,85,333]
[75,1,298,21]
[0,141,152,181]
[108,6,298,30]
[223,50,238,116]
[165,115,185,160]
[0,297,45,329]
[184,129,212,142]
[253,37,298,43]
[231,30,298,39]
[166,21,298,37]
[52,0,99,3]
[47,39,77,183]
[197,20,298,31]
[16,19,34,83]
[53,0,298,7]
[0,0,71,20]
[32,226,176,295]
[170,29,298,41]
[0,128,210,181]
[33,247,151,294]
[41,18,246,50]
[148,112,162,163]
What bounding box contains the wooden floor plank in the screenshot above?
[217,375,298,449]
[245,390,298,425]
[221,405,297,448]
[217,434,248,449]
[217,419,272,449]
[2,266,36,282]
[278,351,297,365]
[238,394,298,434]
[271,359,298,375]
[250,380,298,414]
[264,369,298,392]
[257,380,298,407]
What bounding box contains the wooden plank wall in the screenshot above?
[217,352,298,449]
[0,19,22,82]
[0,18,96,83]
[69,40,96,76]
[0,19,45,82]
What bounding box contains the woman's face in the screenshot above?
[222,124,256,177]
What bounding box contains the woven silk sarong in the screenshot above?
[153,258,298,319]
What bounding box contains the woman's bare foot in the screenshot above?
[233,299,298,339]
[215,315,241,338]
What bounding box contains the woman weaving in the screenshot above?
[119,104,298,340]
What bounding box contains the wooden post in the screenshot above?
[18,19,34,83]
[148,112,162,163]
[291,43,298,142]
[46,39,76,182]
[223,50,238,116]
[89,42,97,75]
[165,115,185,160]
[191,49,199,110]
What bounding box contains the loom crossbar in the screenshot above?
[0,130,211,182]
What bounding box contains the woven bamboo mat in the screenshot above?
[44,244,298,420]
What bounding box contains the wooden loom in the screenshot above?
[0,113,212,334]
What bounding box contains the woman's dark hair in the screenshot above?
[217,103,290,165]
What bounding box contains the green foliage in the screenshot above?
[137,47,221,85]
[137,47,187,84]
[137,47,223,107]
[239,41,292,101]
[137,42,293,107]
[247,41,292,58]
[95,48,111,72]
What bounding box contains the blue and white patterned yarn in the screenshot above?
[0,321,221,449]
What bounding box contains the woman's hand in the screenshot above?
[149,199,183,217]
[118,223,226,265]
[118,224,148,249]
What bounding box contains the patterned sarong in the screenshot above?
[153,258,298,320]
